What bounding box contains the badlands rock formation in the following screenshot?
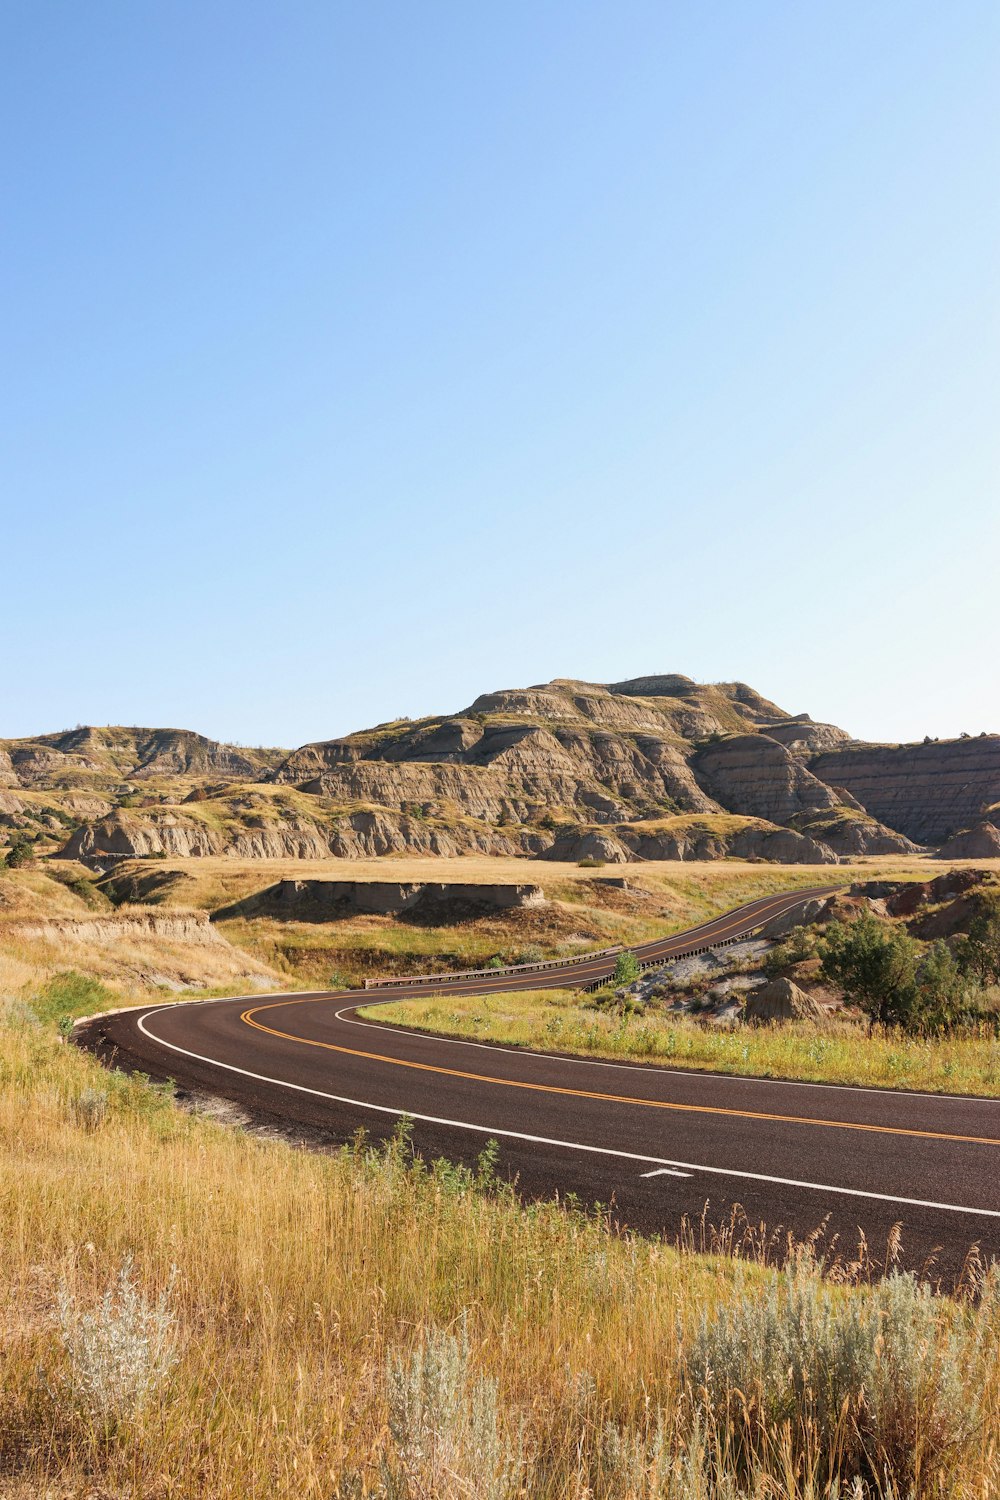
[2,674,996,868]
[810,736,1000,845]
[215,879,546,923]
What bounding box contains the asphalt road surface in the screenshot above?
[77,886,1000,1281]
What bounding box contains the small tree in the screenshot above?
[3,838,32,869]
[915,941,971,1031]
[611,950,640,987]
[820,915,921,1027]
[960,895,1000,984]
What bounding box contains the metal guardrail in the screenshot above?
[363,914,777,993]
[363,943,625,990]
[578,932,747,992]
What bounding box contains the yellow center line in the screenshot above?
[239,997,1000,1150]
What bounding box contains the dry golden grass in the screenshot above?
[111,853,964,992]
[4,854,1000,1494]
[3,1004,1000,1499]
[89,851,987,914]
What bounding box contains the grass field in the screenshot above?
[3,989,1000,1498]
[361,989,1000,1098]
[4,859,1000,1492]
[157,852,958,988]
[85,850,977,913]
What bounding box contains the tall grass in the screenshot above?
[365,990,1000,1098]
[2,996,1000,1496]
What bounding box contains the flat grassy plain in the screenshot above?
[3,992,1000,1498]
[363,988,1000,1098]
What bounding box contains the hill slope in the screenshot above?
[4,676,998,867]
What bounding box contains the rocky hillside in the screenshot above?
[3,676,998,868]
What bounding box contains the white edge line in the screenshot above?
[134,1005,1000,1221]
[337,998,1000,1105]
[86,981,1000,1109]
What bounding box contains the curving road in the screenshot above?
[76,887,1000,1280]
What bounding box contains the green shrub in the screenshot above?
[960,894,1000,983]
[821,915,987,1033]
[578,856,606,868]
[3,838,33,869]
[821,915,921,1025]
[685,1254,989,1492]
[611,950,640,987]
[763,925,817,977]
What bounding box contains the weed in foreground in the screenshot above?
[684,1250,999,1494]
[381,1316,527,1499]
[56,1256,179,1426]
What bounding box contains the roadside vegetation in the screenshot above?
[3,986,1000,1497]
[363,988,1000,1097]
[364,894,1000,1099]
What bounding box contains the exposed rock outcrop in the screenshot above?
[15,673,998,868]
[538,830,633,864]
[811,737,1000,844]
[691,735,843,824]
[215,879,546,923]
[2,726,284,789]
[63,813,228,862]
[936,822,1000,860]
[758,716,852,756]
[10,907,279,989]
[743,976,825,1022]
[786,810,916,857]
[620,820,838,865]
[758,897,830,939]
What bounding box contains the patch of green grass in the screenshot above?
[31,969,118,1027]
[362,989,1000,1097]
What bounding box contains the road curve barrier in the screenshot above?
[362,889,836,993]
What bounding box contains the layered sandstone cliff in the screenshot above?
[1,673,991,870]
[810,736,1000,844]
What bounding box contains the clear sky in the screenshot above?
[3,2,998,750]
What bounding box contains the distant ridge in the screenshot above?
[3,676,999,868]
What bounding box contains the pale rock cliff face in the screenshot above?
[16,909,229,947]
[758,717,852,756]
[541,819,838,865]
[63,813,228,861]
[621,822,838,865]
[61,806,550,865]
[810,737,1000,844]
[786,813,915,858]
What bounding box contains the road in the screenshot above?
[76,886,1000,1281]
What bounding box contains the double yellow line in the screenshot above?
[240,997,1000,1149]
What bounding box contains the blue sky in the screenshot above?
[3,2,997,749]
